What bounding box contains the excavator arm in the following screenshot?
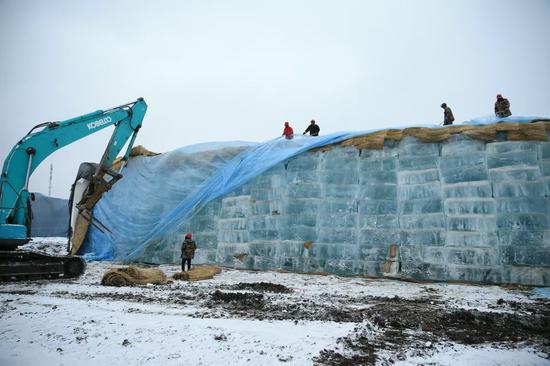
[0,98,148,250]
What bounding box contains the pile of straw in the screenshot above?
[112,145,160,171]
[101,266,169,286]
[173,265,222,281]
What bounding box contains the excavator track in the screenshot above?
[0,250,86,281]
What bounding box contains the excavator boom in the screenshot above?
[0,98,148,280]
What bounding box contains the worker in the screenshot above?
[495,94,512,118]
[441,103,455,126]
[181,233,197,272]
[282,121,294,139]
[303,119,320,136]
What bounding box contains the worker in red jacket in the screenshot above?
[282,121,294,139]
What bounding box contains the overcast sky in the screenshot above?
[1,0,549,198]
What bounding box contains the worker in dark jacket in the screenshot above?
[495,94,512,118]
[181,233,197,271]
[303,120,320,136]
[441,103,455,126]
[282,121,294,139]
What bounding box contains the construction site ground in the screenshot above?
[0,238,549,366]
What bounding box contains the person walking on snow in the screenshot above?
[181,233,197,271]
[441,103,454,126]
[303,119,320,136]
[495,94,512,118]
[282,121,294,139]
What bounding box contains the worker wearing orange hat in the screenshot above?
[181,233,197,271]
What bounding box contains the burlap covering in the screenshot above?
[101,266,169,286]
[313,121,550,152]
[129,145,160,157]
[173,265,222,281]
[112,145,160,171]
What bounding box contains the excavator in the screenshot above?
[0,98,148,280]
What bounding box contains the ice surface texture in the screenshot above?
[82,117,550,285]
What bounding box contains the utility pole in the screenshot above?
[48,164,53,196]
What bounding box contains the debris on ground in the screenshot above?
[313,297,550,365]
[230,282,293,293]
[214,333,228,341]
[210,290,265,309]
[1,249,549,366]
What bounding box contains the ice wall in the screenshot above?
[83,122,550,286]
[193,134,550,285]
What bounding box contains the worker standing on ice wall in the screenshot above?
[495,94,512,118]
[282,121,294,139]
[441,103,454,126]
[303,119,320,136]
[181,233,197,271]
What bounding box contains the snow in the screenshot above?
[2,297,351,366]
[1,239,549,365]
[396,345,549,366]
[21,236,69,255]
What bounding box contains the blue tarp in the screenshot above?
[81,116,548,261]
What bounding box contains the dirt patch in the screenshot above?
[433,308,549,344]
[230,282,293,293]
[0,289,37,296]
[200,294,439,323]
[316,329,378,366]
[314,298,550,365]
[51,290,194,305]
[363,302,550,344]
[209,290,265,310]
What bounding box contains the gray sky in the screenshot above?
[1,0,549,198]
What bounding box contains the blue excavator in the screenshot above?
[0,98,148,280]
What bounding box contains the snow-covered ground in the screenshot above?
[0,238,549,365]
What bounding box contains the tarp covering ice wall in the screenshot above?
[80,142,258,260]
[82,117,548,269]
[81,134,369,261]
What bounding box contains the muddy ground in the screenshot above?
[314,296,550,365]
[202,285,550,365]
[2,269,549,365]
